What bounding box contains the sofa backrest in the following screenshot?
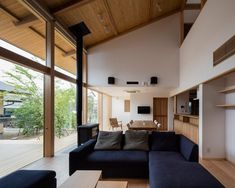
[150,132,179,151]
[180,135,199,162]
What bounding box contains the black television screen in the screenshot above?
[138,106,150,114]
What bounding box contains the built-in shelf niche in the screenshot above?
[216,84,235,108]
[216,104,235,108]
[217,85,235,93]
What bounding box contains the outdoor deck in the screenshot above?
[0,132,76,177]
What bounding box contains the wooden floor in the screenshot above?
[22,150,235,188]
[200,159,235,188]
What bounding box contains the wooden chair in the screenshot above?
[109,118,122,130]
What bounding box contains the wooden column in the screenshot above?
[44,21,55,157]
[98,93,103,130]
[0,93,4,134]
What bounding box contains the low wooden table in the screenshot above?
[59,170,101,188]
[59,170,128,188]
[97,181,128,188]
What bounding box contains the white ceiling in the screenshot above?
[90,86,176,98]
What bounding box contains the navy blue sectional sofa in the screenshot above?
[69,132,224,188]
[0,170,56,188]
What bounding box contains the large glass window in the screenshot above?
[0,59,44,177]
[54,78,77,152]
[87,89,99,123]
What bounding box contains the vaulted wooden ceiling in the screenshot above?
[39,0,183,48]
[0,0,197,74]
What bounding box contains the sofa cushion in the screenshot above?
[149,151,186,162]
[180,135,199,162]
[0,170,56,188]
[94,131,122,150]
[123,130,149,151]
[150,131,179,151]
[87,150,148,164]
[149,161,224,188]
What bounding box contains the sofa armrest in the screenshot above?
[69,139,96,175]
[179,135,198,162]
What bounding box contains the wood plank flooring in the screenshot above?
[200,159,235,188]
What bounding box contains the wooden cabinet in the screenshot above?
[173,114,199,144]
[77,123,99,146]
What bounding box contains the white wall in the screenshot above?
[88,14,180,89]
[201,80,226,159]
[171,0,235,96]
[112,97,130,126]
[225,75,235,163]
[129,92,173,130]
[130,93,155,121]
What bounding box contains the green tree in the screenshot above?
[5,65,43,135]
[4,65,76,138]
[55,81,76,138]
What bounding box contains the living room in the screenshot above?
[0,0,235,187]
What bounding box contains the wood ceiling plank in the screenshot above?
[151,0,182,20]
[107,0,150,33]
[55,0,116,47]
[0,0,76,74]
[103,0,118,35]
[52,0,96,15]
[14,15,39,28]
[88,8,180,49]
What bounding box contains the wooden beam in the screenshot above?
[185,4,201,10]
[87,9,180,49]
[0,46,50,74]
[14,15,39,28]
[54,70,77,84]
[0,3,72,61]
[18,0,77,48]
[201,0,207,9]
[63,50,76,57]
[44,21,55,157]
[103,0,118,35]
[52,0,96,15]
[0,5,19,22]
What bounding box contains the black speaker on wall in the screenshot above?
[150,77,158,84]
[108,77,115,84]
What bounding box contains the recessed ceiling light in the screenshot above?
[104,25,110,34]
[97,13,104,23]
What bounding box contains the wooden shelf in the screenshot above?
[216,104,235,108]
[218,85,235,93]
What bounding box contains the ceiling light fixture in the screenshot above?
[156,2,162,12]
[97,13,104,23]
[104,25,110,34]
